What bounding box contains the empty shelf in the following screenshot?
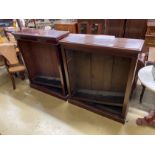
[32,76,62,88]
[72,89,124,107]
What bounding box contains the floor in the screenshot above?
[0,66,155,135]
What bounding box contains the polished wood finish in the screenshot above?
[60,34,144,123]
[54,21,78,33]
[13,28,69,100]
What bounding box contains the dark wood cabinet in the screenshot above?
[124,19,147,39]
[13,29,69,100]
[105,19,125,37]
[78,21,89,34]
[77,19,147,39]
[60,34,144,123]
[77,19,105,34]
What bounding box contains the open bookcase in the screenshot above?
[60,34,144,123]
[14,29,69,100]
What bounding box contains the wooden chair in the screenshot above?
[3,27,17,45]
[3,27,24,65]
[0,44,26,89]
[130,52,148,98]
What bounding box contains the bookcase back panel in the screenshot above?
[91,53,113,91]
[19,40,60,78]
[111,57,131,92]
[74,51,91,89]
[60,33,143,122]
[66,49,131,93]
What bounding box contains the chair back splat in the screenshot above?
[0,44,26,90]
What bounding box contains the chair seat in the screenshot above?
[9,65,25,73]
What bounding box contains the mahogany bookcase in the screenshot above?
[13,29,69,100]
[60,34,144,123]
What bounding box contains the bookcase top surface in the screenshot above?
[147,20,155,27]
[60,34,144,52]
[13,28,69,40]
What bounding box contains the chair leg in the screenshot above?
[140,85,146,103]
[14,73,18,77]
[19,71,25,80]
[9,73,16,90]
